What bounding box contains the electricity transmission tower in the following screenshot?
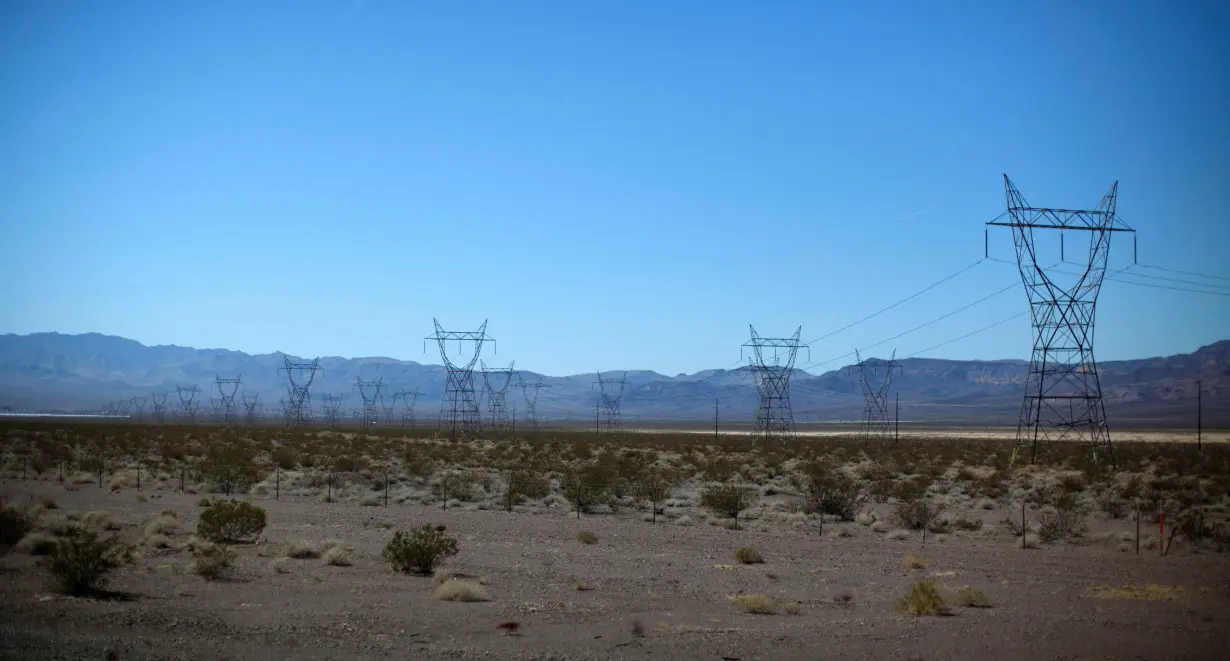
[986,174,1136,466]
[129,396,147,422]
[150,392,168,423]
[849,349,901,441]
[481,360,516,434]
[242,391,261,426]
[425,319,493,439]
[176,385,200,423]
[280,357,320,428]
[215,375,242,427]
[518,374,552,430]
[742,326,808,441]
[393,389,423,428]
[593,371,628,435]
[355,378,384,432]
[117,399,133,417]
[319,394,344,430]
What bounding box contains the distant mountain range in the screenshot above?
[0,332,1226,427]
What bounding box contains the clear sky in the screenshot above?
[2,0,1228,377]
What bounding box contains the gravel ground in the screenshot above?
[2,480,1228,661]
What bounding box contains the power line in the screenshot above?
[1135,262,1230,282]
[902,312,1028,359]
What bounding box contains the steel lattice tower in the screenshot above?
[393,389,423,429]
[849,349,901,441]
[175,385,200,423]
[280,357,320,429]
[355,378,384,432]
[118,398,133,417]
[129,396,147,422]
[215,375,242,427]
[987,174,1136,466]
[481,360,516,433]
[518,374,552,430]
[242,391,261,426]
[319,393,344,430]
[742,326,808,441]
[593,371,628,435]
[425,319,493,440]
[150,392,169,423]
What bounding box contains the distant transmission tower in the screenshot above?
[518,374,552,430]
[117,398,133,418]
[129,396,147,422]
[280,357,320,429]
[215,375,242,427]
[986,174,1136,466]
[355,378,384,432]
[176,385,200,423]
[593,371,628,435]
[319,394,344,430]
[150,392,168,423]
[425,319,493,440]
[480,361,516,434]
[742,326,808,441]
[394,389,423,428]
[242,391,261,426]
[849,349,901,441]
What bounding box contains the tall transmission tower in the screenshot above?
[986,174,1136,466]
[849,349,901,441]
[593,371,628,435]
[742,326,808,441]
[215,375,242,427]
[425,319,494,440]
[176,385,200,423]
[517,374,552,430]
[117,398,133,417]
[480,361,516,434]
[280,357,320,429]
[150,392,169,424]
[242,391,261,426]
[355,378,384,432]
[319,394,345,430]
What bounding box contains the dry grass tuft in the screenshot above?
[15,531,59,555]
[733,547,763,564]
[899,579,948,616]
[731,594,776,614]
[188,539,236,580]
[285,540,321,559]
[432,579,491,602]
[1089,584,1185,601]
[270,557,291,574]
[903,552,925,569]
[322,546,352,567]
[576,531,599,545]
[83,510,120,531]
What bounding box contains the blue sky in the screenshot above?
[2,0,1228,377]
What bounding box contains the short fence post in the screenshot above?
[59,460,64,483]
[384,471,389,507]
[1135,506,1140,555]
[136,463,141,491]
[180,467,185,493]
[328,471,333,502]
[275,465,280,500]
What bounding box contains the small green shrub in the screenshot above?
[382,525,459,575]
[734,547,763,564]
[197,500,267,543]
[700,484,759,530]
[898,579,947,616]
[802,467,864,521]
[40,526,133,595]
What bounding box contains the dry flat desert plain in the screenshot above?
[1,422,1229,661]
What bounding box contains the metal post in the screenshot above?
[1197,380,1202,451]
[1135,506,1140,555]
[384,471,389,507]
[275,465,280,500]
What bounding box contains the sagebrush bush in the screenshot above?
[898,579,947,616]
[892,499,945,531]
[803,467,864,521]
[383,525,459,575]
[0,498,36,551]
[197,500,267,543]
[189,539,237,580]
[700,484,759,530]
[40,526,133,595]
[734,547,763,564]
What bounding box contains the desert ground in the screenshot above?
[1,422,1228,661]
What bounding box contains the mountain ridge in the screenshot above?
[1,332,1226,426]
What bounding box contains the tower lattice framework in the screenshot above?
[280,358,320,429]
[481,361,516,434]
[987,174,1136,466]
[215,375,242,427]
[849,349,900,441]
[242,391,261,426]
[355,378,384,432]
[593,371,627,435]
[150,392,168,424]
[175,385,200,423]
[518,374,552,430]
[742,326,808,440]
[426,319,493,440]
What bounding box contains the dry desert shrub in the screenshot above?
[197,499,267,543]
[41,526,134,595]
[700,484,759,530]
[733,547,763,564]
[0,498,37,551]
[433,579,490,602]
[902,552,925,569]
[892,499,945,531]
[82,510,120,531]
[15,531,59,555]
[383,525,459,575]
[898,579,947,616]
[189,539,236,580]
[322,546,352,566]
[731,594,776,614]
[949,587,991,608]
[285,540,321,559]
[576,531,599,545]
